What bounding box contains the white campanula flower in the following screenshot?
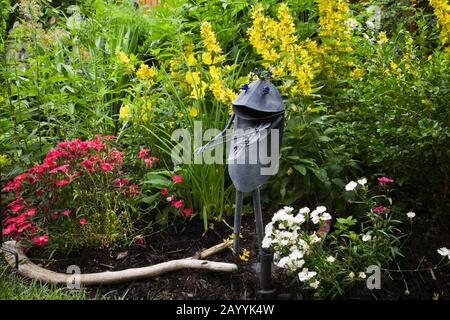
[357,178,367,185]
[406,212,416,219]
[348,272,355,279]
[326,256,336,263]
[362,234,372,242]
[359,272,367,279]
[437,247,450,259]
[310,280,320,289]
[345,181,358,191]
[299,207,310,215]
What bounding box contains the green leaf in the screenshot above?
[293,164,307,175]
[142,172,171,188]
[140,193,160,205]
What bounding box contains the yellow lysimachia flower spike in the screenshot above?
[200,22,222,54]
[429,0,450,45]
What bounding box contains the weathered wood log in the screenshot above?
[1,240,236,286]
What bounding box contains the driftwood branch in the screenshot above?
[1,240,235,286]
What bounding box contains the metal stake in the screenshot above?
[253,188,275,298]
[233,191,243,254]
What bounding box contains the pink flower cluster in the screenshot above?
[1,135,141,247]
[138,148,159,168]
[160,174,192,217]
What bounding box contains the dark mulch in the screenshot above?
[25,210,450,300]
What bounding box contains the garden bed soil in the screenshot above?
[25,211,450,300]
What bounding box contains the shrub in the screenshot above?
[1,135,190,251]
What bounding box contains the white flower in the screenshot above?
[283,206,294,214]
[298,268,317,282]
[345,181,358,191]
[326,256,336,263]
[310,233,321,244]
[276,257,290,268]
[310,280,320,289]
[359,272,367,279]
[357,178,367,185]
[348,272,355,279]
[290,249,304,260]
[264,222,273,236]
[316,206,327,214]
[362,234,372,242]
[294,213,306,224]
[321,212,332,221]
[406,212,416,219]
[311,215,320,225]
[299,207,310,215]
[262,237,271,248]
[437,247,450,258]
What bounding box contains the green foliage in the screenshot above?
[264,178,407,298]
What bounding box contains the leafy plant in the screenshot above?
[1,135,190,251]
[263,176,409,298]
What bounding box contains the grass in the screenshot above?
[0,260,89,300]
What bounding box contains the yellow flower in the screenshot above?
[209,66,220,79]
[209,78,228,103]
[115,49,130,64]
[189,106,199,118]
[200,22,222,54]
[390,61,398,70]
[349,67,364,79]
[377,32,388,44]
[119,104,130,121]
[185,71,201,86]
[239,248,250,262]
[190,81,208,100]
[187,54,197,66]
[287,167,294,175]
[429,0,450,45]
[202,52,213,65]
[318,0,351,40]
[136,64,158,80]
[225,88,238,102]
[127,65,136,74]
